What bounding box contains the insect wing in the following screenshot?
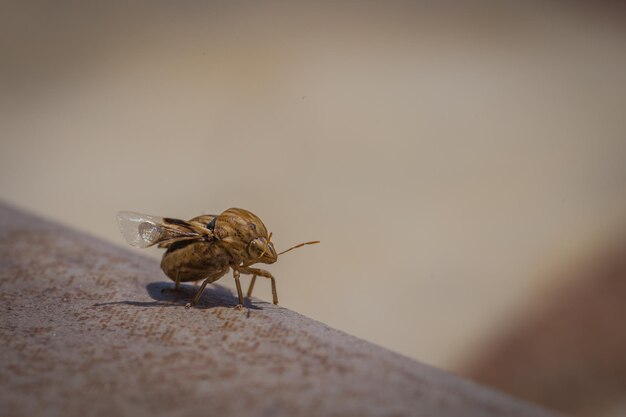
[116,211,199,248]
[116,211,166,248]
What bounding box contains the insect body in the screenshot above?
[116,208,318,309]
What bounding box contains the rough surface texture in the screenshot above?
[0,203,560,417]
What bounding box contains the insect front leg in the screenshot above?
[231,268,245,309]
[246,275,257,299]
[237,267,278,305]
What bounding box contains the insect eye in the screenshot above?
[248,238,265,254]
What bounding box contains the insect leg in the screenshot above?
[185,267,228,308]
[186,278,211,308]
[238,267,278,305]
[246,275,257,298]
[232,269,244,309]
[174,270,181,290]
[161,270,182,294]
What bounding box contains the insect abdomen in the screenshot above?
[160,241,229,282]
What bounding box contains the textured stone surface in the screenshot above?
[0,203,560,417]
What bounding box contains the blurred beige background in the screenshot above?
[1,2,626,414]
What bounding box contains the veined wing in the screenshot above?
[116,211,204,248]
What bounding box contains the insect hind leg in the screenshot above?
[161,270,182,294]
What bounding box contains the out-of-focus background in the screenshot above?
[1,2,625,415]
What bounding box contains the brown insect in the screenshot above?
[116,208,318,309]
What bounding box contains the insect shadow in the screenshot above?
[95,281,262,310]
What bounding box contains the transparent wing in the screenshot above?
[116,211,201,248]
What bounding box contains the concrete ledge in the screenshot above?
[0,203,560,417]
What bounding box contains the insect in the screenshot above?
[116,208,318,309]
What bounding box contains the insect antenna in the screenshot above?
[278,240,320,256]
